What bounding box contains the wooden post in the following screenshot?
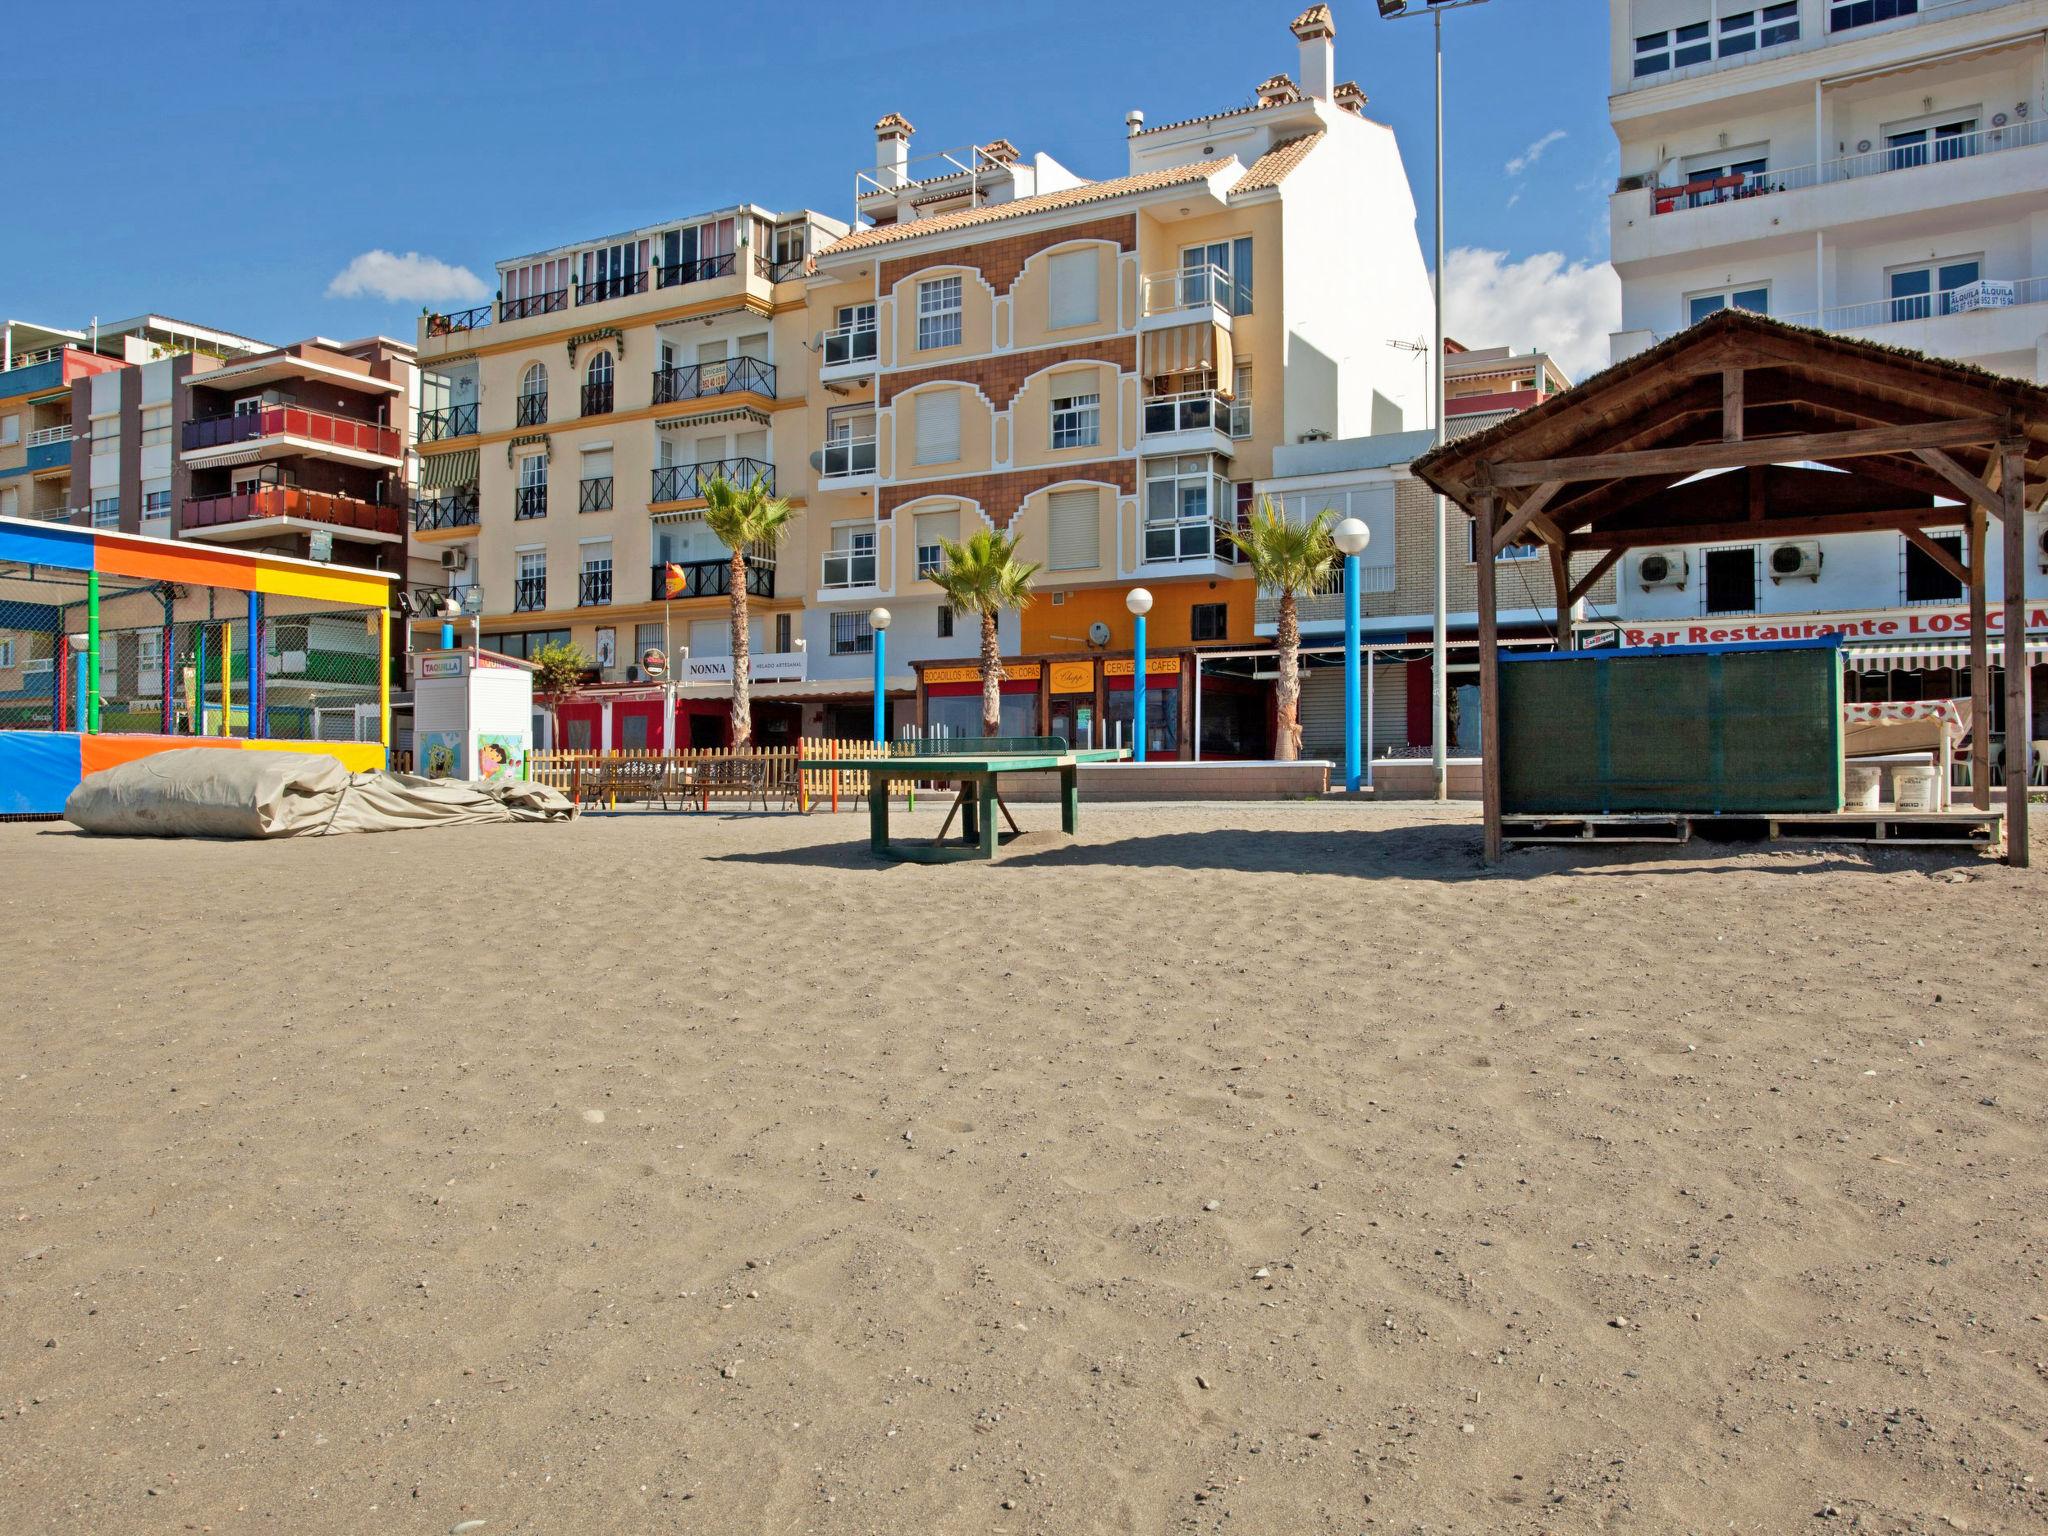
[2000,445,2029,866]
[1548,543,1572,651]
[1968,501,1991,811]
[1475,485,1502,863]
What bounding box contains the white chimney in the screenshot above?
[874,113,914,188]
[1291,4,1335,102]
[1125,108,1145,138]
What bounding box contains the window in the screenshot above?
[0,638,12,667]
[774,613,793,654]
[1887,259,1980,322]
[0,415,16,446]
[1886,119,1978,173]
[824,404,877,476]
[517,453,548,518]
[1047,488,1101,571]
[518,363,548,427]
[141,405,171,448]
[1180,237,1254,315]
[1143,457,1222,562]
[1830,0,1916,32]
[582,351,614,416]
[580,543,613,607]
[142,486,171,520]
[1635,18,1709,76]
[913,389,961,466]
[914,508,958,577]
[92,496,119,529]
[1191,603,1229,643]
[0,486,15,519]
[1047,249,1099,330]
[1688,286,1769,326]
[831,609,874,655]
[825,523,878,587]
[827,302,877,365]
[91,418,118,459]
[1703,546,1757,615]
[1720,3,1798,54]
[1050,385,1100,450]
[482,628,569,661]
[1635,30,1670,76]
[515,550,547,611]
[1904,531,1965,605]
[937,606,954,639]
[1468,522,1542,562]
[917,276,962,351]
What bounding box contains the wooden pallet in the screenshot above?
[1503,809,2002,849]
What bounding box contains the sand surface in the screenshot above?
[2,801,2045,1534]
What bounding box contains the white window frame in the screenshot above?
[1050,386,1100,451]
[913,388,961,466]
[1686,284,1770,327]
[1142,456,1223,563]
[916,276,963,351]
[1884,255,1983,322]
[0,638,13,667]
[519,453,548,490]
[92,496,120,529]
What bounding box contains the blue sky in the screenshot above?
[4,0,1619,375]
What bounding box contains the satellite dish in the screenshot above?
[1087,621,1112,648]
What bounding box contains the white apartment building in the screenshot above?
[1603,0,2048,730]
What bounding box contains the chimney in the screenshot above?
[874,112,914,188]
[1332,81,1368,117]
[1291,4,1336,102]
[1125,108,1145,138]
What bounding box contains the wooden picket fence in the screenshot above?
[525,738,911,812]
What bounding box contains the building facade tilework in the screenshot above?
[879,459,1135,528]
[877,214,1138,297]
[879,337,1136,411]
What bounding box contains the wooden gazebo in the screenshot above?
[1413,310,2048,865]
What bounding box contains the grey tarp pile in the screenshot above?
[64,749,577,838]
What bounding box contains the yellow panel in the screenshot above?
[251,563,392,607]
[241,739,388,772]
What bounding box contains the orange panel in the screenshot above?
[80,735,245,777]
[95,540,269,594]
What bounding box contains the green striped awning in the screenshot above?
[418,447,478,493]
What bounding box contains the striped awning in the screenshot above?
[1143,321,1226,379]
[418,447,478,493]
[1845,637,2048,671]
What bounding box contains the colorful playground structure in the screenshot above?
[0,516,394,815]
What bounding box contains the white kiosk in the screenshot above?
[410,644,535,782]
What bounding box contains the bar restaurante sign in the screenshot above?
[1598,604,2048,650]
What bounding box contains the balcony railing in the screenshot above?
[417,402,479,442]
[820,436,878,478]
[1143,517,1224,564]
[1142,391,1235,438]
[181,487,402,537]
[821,548,879,589]
[182,405,401,460]
[577,270,648,305]
[648,556,775,601]
[652,355,776,405]
[500,289,568,322]
[515,392,548,427]
[25,424,71,449]
[1782,275,2048,335]
[515,485,548,520]
[413,489,480,531]
[578,475,614,512]
[1255,564,1397,625]
[655,252,738,289]
[1141,263,1232,317]
[425,304,492,336]
[755,255,807,283]
[579,570,613,606]
[651,456,774,503]
[514,576,547,612]
[823,323,878,367]
[581,380,614,416]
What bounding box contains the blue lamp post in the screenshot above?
[1126,587,1153,762]
[1333,517,1371,793]
[869,606,891,743]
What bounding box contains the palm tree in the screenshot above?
[925,528,1041,738]
[700,471,795,749]
[1225,495,1336,762]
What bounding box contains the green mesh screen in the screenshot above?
[1500,643,1842,814]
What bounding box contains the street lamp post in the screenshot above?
[1332,517,1371,793]
[1126,587,1153,762]
[1376,0,1489,798]
[869,607,891,743]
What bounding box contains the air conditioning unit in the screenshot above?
[1768,540,1822,582]
[1637,549,1689,589]
[440,547,469,572]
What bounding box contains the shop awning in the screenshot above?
[1845,637,2048,671]
[418,447,478,493]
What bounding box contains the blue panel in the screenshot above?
[26,440,69,473]
[0,517,93,572]
[0,359,64,402]
[0,732,83,815]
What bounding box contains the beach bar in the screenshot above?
[0,515,394,815]
[1414,311,2048,865]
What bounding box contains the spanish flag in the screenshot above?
[662,562,687,599]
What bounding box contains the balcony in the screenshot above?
[578,475,614,512]
[515,392,547,427]
[500,289,568,322]
[424,304,492,338]
[417,402,479,442]
[1139,264,1233,328]
[579,570,612,606]
[182,405,401,465]
[755,254,807,283]
[26,432,72,474]
[180,487,403,541]
[576,270,647,305]
[1141,391,1242,456]
[655,252,738,289]
[1142,516,1221,565]
[580,380,613,416]
[649,556,775,601]
[413,489,480,532]
[820,321,879,382]
[1255,563,1397,627]
[651,355,776,407]
[819,435,878,484]
[1781,275,2048,359]
[513,576,547,612]
[515,485,548,520]
[652,456,774,504]
[821,547,878,590]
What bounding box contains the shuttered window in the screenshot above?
[914,389,961,465]
[914,509,959,578]
[1047,488,1100,571]
[580,448,613,479]
[1047,250,1098,330]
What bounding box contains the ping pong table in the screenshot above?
[866,737,1129,862]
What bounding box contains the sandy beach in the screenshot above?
[2,801,2044,1534]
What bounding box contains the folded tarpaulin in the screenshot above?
[64,748,576,838]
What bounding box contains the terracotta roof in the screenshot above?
[875,112,914,137]
[1132,99,1272,138]
[820,159,1236,256]
[1231,132,1324,197]
[1291,3,1335,39]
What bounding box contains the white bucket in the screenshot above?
[1844,764,1881,809]
[1893,766,1938,812]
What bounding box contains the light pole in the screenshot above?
[1126,587,1153,762]
[1377,0,1488,798]
[869,607,891,743]
[1333,517,1371,793]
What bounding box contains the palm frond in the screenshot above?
[1224,495,1337,594]
[924,527,1039,617]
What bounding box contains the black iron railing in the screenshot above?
[656,252,738,289]
[413,489,480,530]
[425,304,492,336]
[578,476,614,512]
[755,255,807,282]
[651,456,774,503]
[513,576,547,611]
[515,485,548,520]
[580,380,614,416]
[417,401,480,442]
[500,289,568,322]
[579,570,612,606]
[515,392,548,427]
[577,270,648,305]
[648,556,775,602]
[651,355,776,405]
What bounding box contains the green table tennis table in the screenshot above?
[867,737,1129,862]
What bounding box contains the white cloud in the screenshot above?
[326,250,488,305]
[1443,247,1622,384]
[1504,129,1568,178]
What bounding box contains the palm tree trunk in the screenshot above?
[979,611,1003,737]
[728,548,752,749]
[1275,589,1301,762]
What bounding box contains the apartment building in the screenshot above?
[1606,0,2048,736]
[412,203,847,749]
[808,4,1434,749]
[1444,340,1572,425]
